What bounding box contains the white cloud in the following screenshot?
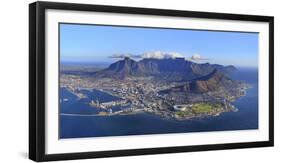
[190,53,209,61]
[109,51,185,59]
[142,51,184,59]
[109,53,142,59]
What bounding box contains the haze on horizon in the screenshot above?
[60,23,259,68]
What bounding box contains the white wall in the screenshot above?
[0,0,280,162]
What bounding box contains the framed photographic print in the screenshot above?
[29,1,274,162]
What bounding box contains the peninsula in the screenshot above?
[60,57,248,120]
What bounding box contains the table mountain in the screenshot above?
[94,57,235,81]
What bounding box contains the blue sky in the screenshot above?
[60,23,258,67]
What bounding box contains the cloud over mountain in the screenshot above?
[190,54,209,61]
[109,53,142,59]
[109,52,211,61]
[109,51,184,60]
[142,51,184,59]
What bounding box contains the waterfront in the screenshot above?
[59,68,258,139]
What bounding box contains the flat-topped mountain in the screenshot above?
[94,57,236,81]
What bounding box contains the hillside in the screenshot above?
[94,57,235,81]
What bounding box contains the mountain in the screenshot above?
[94,57,140,79]
[94,57,236,81]
[162,69,235,93]
[189,69,230,92]
[211,64,236,73]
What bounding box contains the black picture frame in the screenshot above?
[29,1,274,162]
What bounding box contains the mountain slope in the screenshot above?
[189,69,229,92]
[94,57,235,81]
[162,69,235,94]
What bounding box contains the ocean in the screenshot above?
[59,68,258,139]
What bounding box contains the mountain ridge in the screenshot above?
[94,57,236,81]
[161,68,235,93]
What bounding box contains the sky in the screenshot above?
[60,23,259,67]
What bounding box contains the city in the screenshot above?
[60,66,248,120]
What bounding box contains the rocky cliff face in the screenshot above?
[94,57,235,81]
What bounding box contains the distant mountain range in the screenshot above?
[94,57,236,81]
